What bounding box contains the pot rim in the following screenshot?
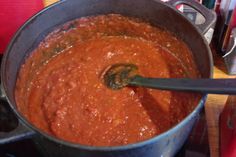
[2,0,213,151]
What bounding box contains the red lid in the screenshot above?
[0,0,44,53]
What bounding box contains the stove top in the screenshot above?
[0,56,210,157]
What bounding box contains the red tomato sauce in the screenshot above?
[15,14,201,146]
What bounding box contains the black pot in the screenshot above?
[0,0,216,156]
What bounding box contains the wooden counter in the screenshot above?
[43,0,58,6]
[205,48,235,157]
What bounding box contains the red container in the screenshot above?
[220,96,236,157]
[0,0,44,53]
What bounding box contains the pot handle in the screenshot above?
[0,121,35,144]
[0,87,35,144]
[167,0,216,43]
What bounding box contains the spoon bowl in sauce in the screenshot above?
[103,63,236,94]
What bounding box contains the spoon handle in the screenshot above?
[130,76,236,94]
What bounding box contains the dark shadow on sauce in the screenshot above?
[134,87,171,133]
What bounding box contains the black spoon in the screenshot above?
[103,63,236,94]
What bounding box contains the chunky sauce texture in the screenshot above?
[15,14,201,146]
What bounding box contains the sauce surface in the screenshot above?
[15,14,201,146]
